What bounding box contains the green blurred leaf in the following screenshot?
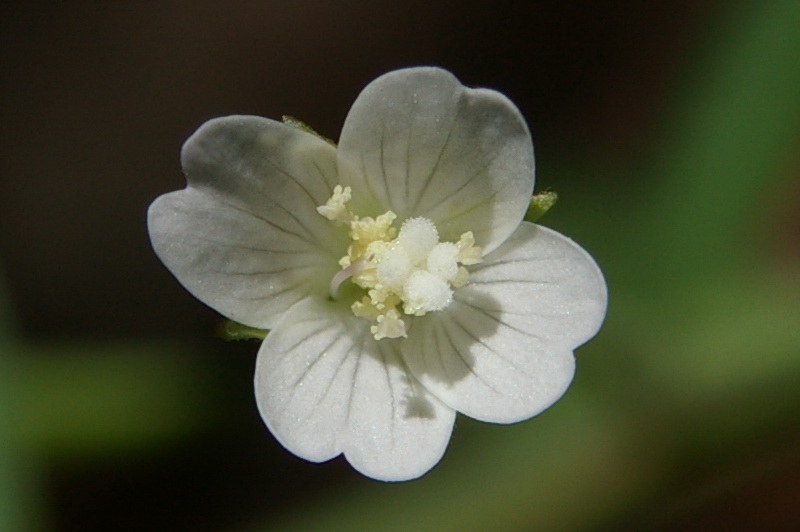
[638,0,800,282]
[0,268,38,532]
[10,342,214,456]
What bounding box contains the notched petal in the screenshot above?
[148,116,349,328]
[467,222,608,348]
[181,115,346,257]
[401,222,607,423]
[337,67,534,254]
[182,115,339,210]
[254,299,455,481]
[345,339,455,481]
[254,300,356,463]
[148,188,341,329]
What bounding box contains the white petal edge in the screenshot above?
[337,67,534,254]
[148,190,336,329]
[148,116,347,329]
[254,298,456,481]
[401,222,607,423]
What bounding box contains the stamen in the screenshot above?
[316,185,353,224]
[317,186,484,340]
[370,309,408,340]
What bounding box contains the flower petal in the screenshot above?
[401,222,607,423]
[147,116,347,328]
[254,298,455,481]
[337,67,534,254]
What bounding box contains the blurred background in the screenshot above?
[2,1,799,530]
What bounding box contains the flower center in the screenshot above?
[317,185,483,340]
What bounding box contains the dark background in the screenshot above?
[3,2,800,531]
[0,1,707,339]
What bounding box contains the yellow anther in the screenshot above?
[316,185,354,224]
[318,186,484,340]
[456,231,483,265]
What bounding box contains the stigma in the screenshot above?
[317,185,483,340]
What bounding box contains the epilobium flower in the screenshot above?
[148,67,607,481]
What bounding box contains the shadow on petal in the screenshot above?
[401,393,437,419]
[400,290,502,387]
[399,372,437,420]
[360,338,443,421]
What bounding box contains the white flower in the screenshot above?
[147,67,607,481]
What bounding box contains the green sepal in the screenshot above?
[524,190,559,222]
[215,320,269,341]
[282,115,337,146]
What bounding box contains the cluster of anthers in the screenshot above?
[317,185,483,340]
